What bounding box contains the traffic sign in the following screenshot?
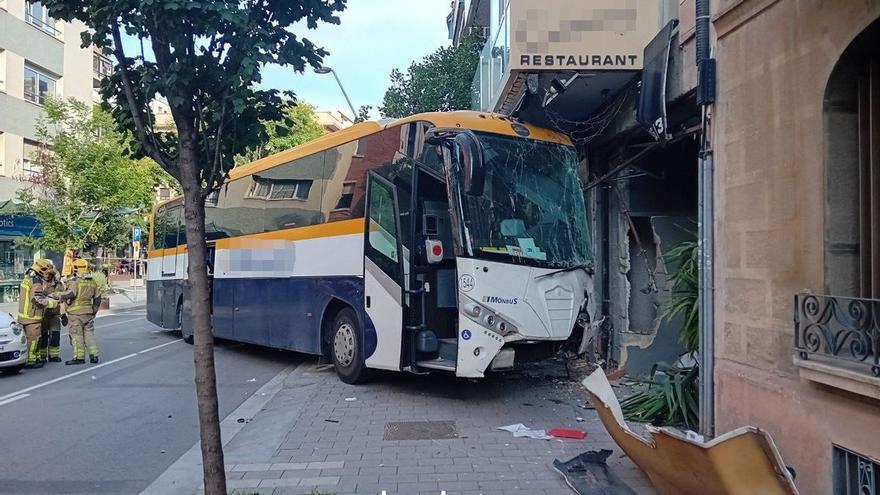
[132,226,142,242]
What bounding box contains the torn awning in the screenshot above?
[582,369,799,495]
[637,19,679,142]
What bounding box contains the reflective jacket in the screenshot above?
[63,274,99,316]
[44,278,63,317]
[18,275,59,323]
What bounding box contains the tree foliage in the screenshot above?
[38,2,346,493]
[380,33,483,118]
[236,101,325,164]
[17,98,162,252]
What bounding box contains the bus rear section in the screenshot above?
[147,111,593,383]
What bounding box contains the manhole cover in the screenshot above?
[383,421,458,441]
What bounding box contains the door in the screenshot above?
[363,173,405,371]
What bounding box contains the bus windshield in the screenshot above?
[453,132,591,269]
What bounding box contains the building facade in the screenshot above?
[0,0,94,280]
[712,1,880,492]
[453,0,880,493]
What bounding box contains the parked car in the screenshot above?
[0,312,27,374]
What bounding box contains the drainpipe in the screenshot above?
[696,0,716,437]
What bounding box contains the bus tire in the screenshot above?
[330,308,370,384]
[179,301,194,345]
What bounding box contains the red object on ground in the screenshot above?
[548,428,587,440]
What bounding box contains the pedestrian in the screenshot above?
[38,265,64,363]
[60,259,101,365]
[17,259,62,369]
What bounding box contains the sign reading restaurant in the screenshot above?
[519,54,640,68]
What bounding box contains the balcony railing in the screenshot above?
[794,294,880,377]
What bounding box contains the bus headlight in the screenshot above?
[460,298,517,336]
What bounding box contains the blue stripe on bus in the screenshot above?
[149,278,377,361]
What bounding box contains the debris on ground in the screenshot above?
[548,428,587,440]
[344,397,357,402]
[246,378,256,382]
[497,423,553,440]
[582,369,799,495]
[553,449,637,495]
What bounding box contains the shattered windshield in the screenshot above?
[452,132,591,268]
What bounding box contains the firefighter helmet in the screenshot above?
[31,259,54,278]
[73,259,91,275]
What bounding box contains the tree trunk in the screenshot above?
[179,142,226,495]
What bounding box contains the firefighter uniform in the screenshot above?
[17,260,61,369]
[62,260,100,365]
[39,269,64,362]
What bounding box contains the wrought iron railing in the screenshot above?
[794,294,880,377]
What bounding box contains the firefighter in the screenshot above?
[38,266,64,363]
[17,259,62,369]
[61,259,100,365]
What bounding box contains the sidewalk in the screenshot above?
[0,285,146,316]
[149,361,656,495]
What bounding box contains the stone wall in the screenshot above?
[713,0,880,492]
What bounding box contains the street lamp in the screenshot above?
[314,65,358,121]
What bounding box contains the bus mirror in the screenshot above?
[454,132,485,196]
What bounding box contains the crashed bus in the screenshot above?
[147,111,592,383]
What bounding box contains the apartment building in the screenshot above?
[452,1,880,493]
[0,0,94,280]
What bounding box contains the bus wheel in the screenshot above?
[179,303,193,345]
[331,308,369,384]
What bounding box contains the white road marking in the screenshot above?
[0,393,29,406]
[60,316,149,337]
[0,338,183,402]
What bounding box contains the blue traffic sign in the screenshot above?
[132,226,142,242]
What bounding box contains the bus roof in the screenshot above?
[154,111,571,209]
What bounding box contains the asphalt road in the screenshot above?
[0,307,304,494]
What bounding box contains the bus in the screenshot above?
[147,111,592,383]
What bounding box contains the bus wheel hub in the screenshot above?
[334,323,355,367]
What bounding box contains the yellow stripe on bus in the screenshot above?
[147,219,365,258]
[216,218,365,249]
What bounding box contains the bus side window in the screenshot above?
[368,181,399,264]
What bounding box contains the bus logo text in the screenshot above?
[482,296,518,305]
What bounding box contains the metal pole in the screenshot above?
[328,68,358,120]
[698,105,715,437]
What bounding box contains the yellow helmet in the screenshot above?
[31,259,54,278]
[73,259,91,275]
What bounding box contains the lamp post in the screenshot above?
[314,65,358,121]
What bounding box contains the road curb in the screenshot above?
[140,363,298,495]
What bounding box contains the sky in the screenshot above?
[260,0,453,119]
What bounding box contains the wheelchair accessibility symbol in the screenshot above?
[461,329,472,340]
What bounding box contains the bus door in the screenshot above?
[363,173,405,371]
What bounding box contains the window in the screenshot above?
[248,177,312,201]
[93,53,112,78]
[368,177,400,265]
[22,140,45,178]
[25,1,60,37]
[823,18,879,298]
[23,65,57,105]
[335,181,356,210]
[833,445,878,495]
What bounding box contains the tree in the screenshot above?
[40,2,346,493]
[237,101,325,164]
[17,98,159,253]
[354,104,372,123]
[380,33,483,118]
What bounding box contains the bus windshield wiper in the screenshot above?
[536,263,594,278]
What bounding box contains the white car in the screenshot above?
[0,312,27,374]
